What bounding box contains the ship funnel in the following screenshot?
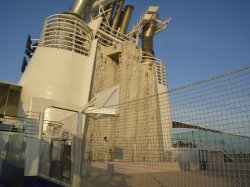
[142,14,159,56]
[106,2,116,24]
[111,0,125,30]
[70,0,90,18]
[119,5,134,34]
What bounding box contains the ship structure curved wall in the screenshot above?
[19,43,97,122]
[18,12,98,124]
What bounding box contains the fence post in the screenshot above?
[37,112,44,139]
[70,112,83,187]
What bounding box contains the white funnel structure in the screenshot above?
[18,13,101,177]
[19,14,97,124]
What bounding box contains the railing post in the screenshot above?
[70,112,83,187]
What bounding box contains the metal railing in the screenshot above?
[142,51,168,86]
[96,22,136,47]
[39,14,93,56]
[0,113,40,137]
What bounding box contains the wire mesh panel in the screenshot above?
[39,114,77,185]
[80,66,250,187]
[35,66,250,187]
[168,66,250,187]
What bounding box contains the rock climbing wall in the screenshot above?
[85,40,171,162]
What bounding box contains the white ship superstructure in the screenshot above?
[1,1,250,187]
[7,0,174,178]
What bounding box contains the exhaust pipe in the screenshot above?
[105,2,116,24]
[111,0,125,30]
[70,0,90,18]
[119,5,134,34]
[142,14,159,56]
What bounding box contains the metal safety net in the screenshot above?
[39,66,250,187]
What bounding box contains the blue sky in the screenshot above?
[0,0,249,89]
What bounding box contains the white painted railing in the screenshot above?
[142,51,167,86]
[39,14,92,56]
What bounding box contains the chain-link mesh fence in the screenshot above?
[80,66,250,187]
[38,66,250,187]
[39,113,78,185]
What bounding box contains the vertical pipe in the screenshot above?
[119,5,134,34]
[142,14,159,56]
[70,0,90,18]
[106,2,116,24]
[111,0,125,30]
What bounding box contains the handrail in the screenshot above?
[99,22,135,42]
[39,14,93,56]
[42,120,75,139]
[0,114,39,137]
[141,52,167,86]
[96,21,136,47]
